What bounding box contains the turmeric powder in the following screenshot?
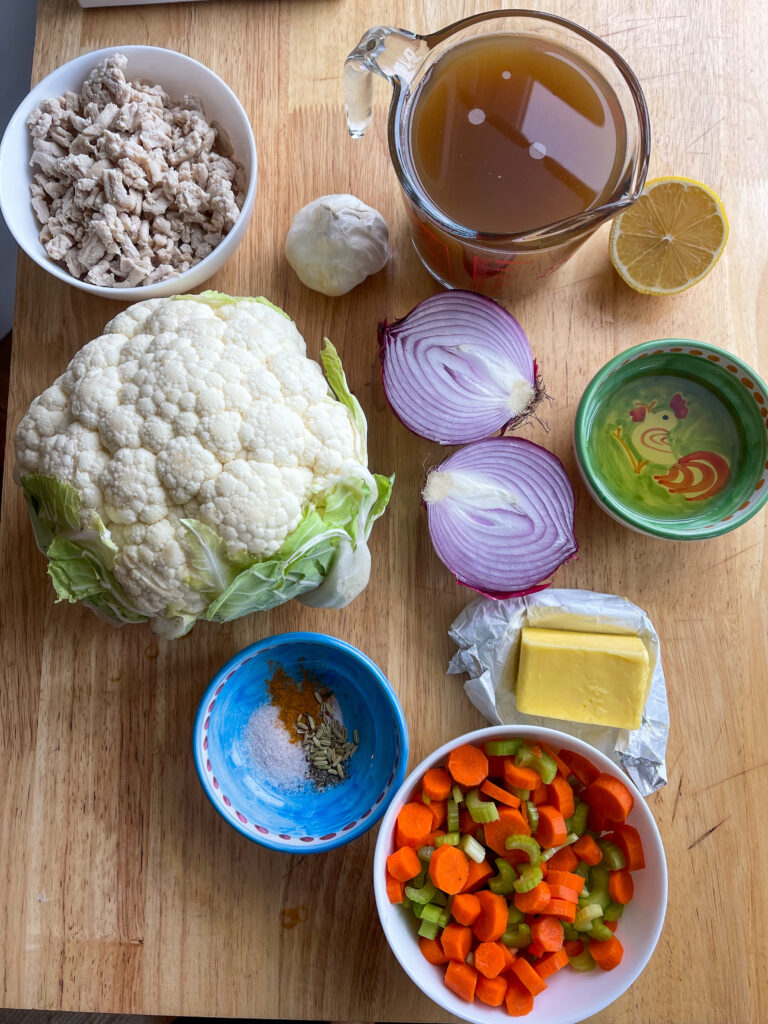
[266,662,330,742]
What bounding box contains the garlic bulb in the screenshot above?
[284,194,388,296]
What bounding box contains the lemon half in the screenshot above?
[609,176,729,295]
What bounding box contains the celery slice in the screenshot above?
[459,833,486,863]
[501,923,531,948]
[419,903,443,924]
[525,800,539,833]
[405,878,436,905]
[488,858,518,895]
[484,739,523,757]
[599,840,626,871]
[568,949,596,972]
[421,792,431,804]
[513,863,543,893]
[603,901,624,922]
[417,845,434,862]
[466,788,500,824]
[511,787,530,801]
[515,745,557,784]
[418,918,439,940]
[446,798,460,833]
[434,831,460,846]
[504,834,541,865]
[452,785,464,805]
[589,920,614,942]
[567,801,590,836]
[507,904,525,926]
[431,890,449,908]
[574,904,604,930]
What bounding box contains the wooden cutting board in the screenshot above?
[1,0,766,1020]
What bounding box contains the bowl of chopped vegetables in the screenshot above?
[194,632,408,853]
[374,726,666,1023]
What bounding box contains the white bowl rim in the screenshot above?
[373,724,668,1024]
[0,43,257,300]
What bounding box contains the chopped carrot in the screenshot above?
[585,773,635,823]
[503,847,532,868]
[460,858,495,893]
[484,810,531,857]
[547,776,575,819]
[609,868,635,905]
[513,881,551,915]
[474,941,506,979]
[534,805,568,848]
[386,846,421,883]
[510,957,547,996]
[541,899,576,922]
[395,802,432,849]
[503,760,541,790]
[499,941,517,972]
[480,779,521,808]
[605,919,618,932]
[429,844,470,895]
[607,822,646,870]
[445,960,478,1002]
[441,923,473,962]
[564,939,584,957]
[473,890,508,942]
[571,834,602,866]
[422,767,452,801]
[475,974,508,1007]
[419,936,449,965]
[450,892,481,927]
[527,941,546,959]
[530,780,549,806]
[504,974,534,1016]
[458,808,479,838]
[589,935,624,971]
[530,915,564,952]
[446,744,489,788]
[385,870,404,904]
[557,748,600,787]
[533,947,568,979]
[547,883,579,903]
[545,871,585,894]
[540,743,572,778]
[427,799,447,830]
[545,845,579,872]
[588,805,614,832]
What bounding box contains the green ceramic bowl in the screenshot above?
[574,340,768,540]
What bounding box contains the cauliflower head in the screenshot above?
[14,291,393,636]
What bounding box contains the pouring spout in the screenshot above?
[344,26,427,138]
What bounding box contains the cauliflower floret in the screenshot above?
[37,423,108,507]
[100,447,168,524]
[14,381,71,472]
[113,517,207,617]
[156,436,221,503]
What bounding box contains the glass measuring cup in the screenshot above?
[344,10,650,296]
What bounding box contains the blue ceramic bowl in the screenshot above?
[193,632,409,853]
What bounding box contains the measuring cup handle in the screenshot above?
[344,25,428,138]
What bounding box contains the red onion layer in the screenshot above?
[423,437,577,598]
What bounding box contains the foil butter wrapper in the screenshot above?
[448,589,669,796]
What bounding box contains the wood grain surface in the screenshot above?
[1,0,766,1020]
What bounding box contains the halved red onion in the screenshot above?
[378,291,543,445]
[423,437,577,598]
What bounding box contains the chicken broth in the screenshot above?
[589,372,745,521]
[406,34,627,235]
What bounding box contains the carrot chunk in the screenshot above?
[473,890,508,942]
[504,974,534,1016]
[429,844,470,895]
[530,780,549,806]
[474,941,506,979]
[441,923,473,962]
[419,936,448,965]
[545,870,585,894]
[545,845,579,872]
[590,935,624,970]
[533,947,569,979]
[395,802,433,849]
[510,957,547,996]
[534,805,568,848]
[480,779,521,808]
[513,881,551,915]
[547,775,575,819]
[386,846,421,882]
[540,743,572,778]
[530,915,564,952]
[458,807,480,838]
[564,939,584,957]
[450,892,481,926]
[385,871,404,904]
[460,858,495,893]
[446,744,489,787]
[585,773,635,823]
[476,974,508,1007]
[609,868,635,905]
[484,810,530,857]
[547,883,579,903]
[541,898,576,922]
[606,822,646,870]
[503,760,541,790]
[445,960,478,1002]
[422,767,452,801]
[571,834,602,866]
[557,748,600,787]
[499,941,517,972]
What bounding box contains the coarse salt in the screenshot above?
[243,702,309,791]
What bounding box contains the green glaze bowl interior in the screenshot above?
[574,340,768,540]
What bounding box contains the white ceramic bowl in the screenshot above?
[0,45,257,300]
[373,725,667,1024]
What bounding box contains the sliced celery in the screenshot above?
[417,845,434,862]
[504,834,541,865]
[412,864,428,888]
[401,894,412,912]
[466,788,500,824]
[568,949,596,972]
[488,858,518,895]
[419,903,443,924]
[562,922,579,942]
[405,878,436,905]
[574,861,590,879]
[437,908,451,929]
[421,792,431,805]
[515,745,557,784]
[484,739,523,757]
[525,800,539,833]
[507,904,525,926]
[567,801,590,837]
[589,920,614,942]
[588,867,611,911]
[431,890,449,908]
[501,923,531,948]
[603,901,624,923]
[434,831,460,847]
[511,786,530,801]
[446,798,460,833]
[513,863,543,893]
[574,904,604,930]
[418,918,439,940]
[459,833,486,863]
[452,785,464,805]
[599,840,626,871]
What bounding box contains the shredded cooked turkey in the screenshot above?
[27,53,246,288]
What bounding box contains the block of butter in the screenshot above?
[515,627,650,730]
